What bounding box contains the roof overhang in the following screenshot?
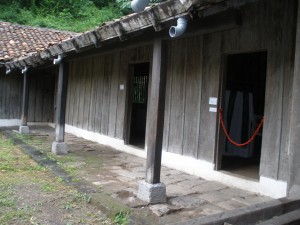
[4,0,260,72]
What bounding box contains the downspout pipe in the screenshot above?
[53,55,62,65]
[169,17,188,38]
[21,66,28,74]
[6,68,11,75]
[131,0,150,13]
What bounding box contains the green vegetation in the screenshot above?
[0,0,165,32]
[0,133,112,224]
[113,210,130,225]
[0,0,124,32]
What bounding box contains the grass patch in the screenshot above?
[0,133,113,224]
[71,192,91,204]
[41,183,58,192]
[62,191,91,211]
[0,210,32,223]
[0,183,15,208]
[0,182,33,224]
[113,211,130,225]
[10,133,45,147]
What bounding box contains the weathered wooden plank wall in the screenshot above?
[0,68,55,122]
[257,0,296,181]
[28,68,56,122]
[66,46,152,139]
[163,36,203,158]
[64,0,294,182]
[0,70,22,119]
[162,0,296,181]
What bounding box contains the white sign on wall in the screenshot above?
[209,97,218,105]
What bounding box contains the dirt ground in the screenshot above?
[0,133,114,225]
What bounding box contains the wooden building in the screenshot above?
[1,0,300,199]
[0,22,76,127]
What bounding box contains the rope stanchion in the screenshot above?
[218,108,264,147]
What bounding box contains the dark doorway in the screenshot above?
[128,63,150,148]
[218,52,267,179]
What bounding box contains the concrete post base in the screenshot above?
[19,126,29,134]
[137,180,166,204]
[52,141,68,155]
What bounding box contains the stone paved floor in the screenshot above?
[12,126,273,224]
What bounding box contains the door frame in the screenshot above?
[215,53,228,170]
[124,64,134,145]
[215,50,268,171]
[124,62,151,146]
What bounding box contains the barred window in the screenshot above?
[132,75,148,104]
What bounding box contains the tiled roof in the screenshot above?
[5,0,255,71]
[0,21,78,62]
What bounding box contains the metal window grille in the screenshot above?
[132,75,148,104]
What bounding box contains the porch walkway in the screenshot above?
[5,126,273,224]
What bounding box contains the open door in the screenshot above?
[217,52,267,180]
[126,63,150,149]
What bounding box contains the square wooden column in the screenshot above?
[19,70,30,134]
[52,62,69,155]
[138,38,168,203]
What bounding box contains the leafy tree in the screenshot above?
[0,0,164,32]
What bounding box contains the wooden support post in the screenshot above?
[146,38,168,184]
[137,38,168,204]
[21,71,29,126]
[52,62,69,155]
[19,71,30,134]
[55,62,68,142]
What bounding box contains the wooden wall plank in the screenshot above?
[182,36,203,158]
[69,62,76,125]
[101,55,112,135]
[162,43,173,151]
[71,63,80,127]
[83,58,92,130]
[115,50,130,139]
[221,28,239,53]
[6,73,11,118]
[278,1,296,181]
[238,1,262,52]
[198,33,222,161]
[94,55,104,133]
[34,75,43,122]
[167,39,186,155]
[41,75,51,122]
[77,61,86,129]
[259,0,285,180]
[108,52,120,137]
[65,62,73,125]
[88,57,97,131]
[28,73,36,121]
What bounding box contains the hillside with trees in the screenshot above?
[0,0,131,32]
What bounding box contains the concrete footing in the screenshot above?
[137,180,166,204]
[52,141,68,155]
[19,126,29,134]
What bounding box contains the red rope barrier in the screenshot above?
[218,108,264,147]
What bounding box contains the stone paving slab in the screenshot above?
[3,126,275,225]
